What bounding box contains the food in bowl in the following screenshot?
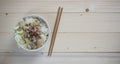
[14,15,50,51]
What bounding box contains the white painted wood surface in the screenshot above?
[0,0,120,64]
[0,53,120,64]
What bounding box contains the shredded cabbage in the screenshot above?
[15,16,49,50]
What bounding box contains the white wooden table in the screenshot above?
[0,0,120,64]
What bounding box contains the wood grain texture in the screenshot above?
[54,33,120,52]
[0,13,120,32]
[0,33,120,52]
[0,53,120,64]
[0,0,120,13]
[0,0,120,63]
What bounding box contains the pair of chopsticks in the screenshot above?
[48,7,63,56]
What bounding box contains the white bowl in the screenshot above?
[15,14,51,52]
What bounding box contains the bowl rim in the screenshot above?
[15,14,51,52]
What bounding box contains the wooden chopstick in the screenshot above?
[48,7,63,56]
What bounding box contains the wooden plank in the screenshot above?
[0,1,58,13]
[0,0,58,2]
[0,33,120,52]
[94,0,120,12]
[0,53,120,64]
[54,33,120,52]
[0,0,120,13]
[60,13,120,32]
[0,13,120,32]
[59,1,120,12]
